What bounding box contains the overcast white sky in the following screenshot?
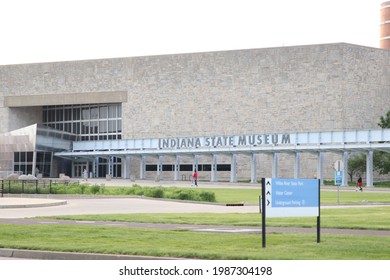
[0,0,385,65]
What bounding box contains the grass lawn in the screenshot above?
[203,187,390,204]
[0,223,389,260]
[0,206,386,259]
[40,206,390,230]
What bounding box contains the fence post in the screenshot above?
[36,180,38,194]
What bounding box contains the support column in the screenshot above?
[94,157,99,178]
[92,158,96,178]
[140,156,146,180]
[124,155,131,179]
[272,153,279,178]
[250,153,257,184]
[193,155,199,172]
[174,155,180,181]
[32,151,37,177]
[342,152,349,186]
[317,152,324,185]
[108,156,113,176]
[366,150,374,187]
[211,154,218,182]
[294,152,301,179]
[157,155,163,180]
[230,154,237,182]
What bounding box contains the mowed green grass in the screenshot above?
[203,187,390,204]
[0,206,387,259]
[0,223,389,260]
[41,207,390,230]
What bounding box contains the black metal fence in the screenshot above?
[0,179,80,195]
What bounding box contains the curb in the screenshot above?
[0,198,67,209]
[0,248,184,260]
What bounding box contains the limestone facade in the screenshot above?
[1,43,390,180]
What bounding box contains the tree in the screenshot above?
[347,154,366,182]
[375,109,390,175]
[378,110,390,128]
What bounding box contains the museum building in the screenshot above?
[1,43,390,185]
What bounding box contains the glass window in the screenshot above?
[90,121,98,134]
[117,120,122,132]
[41,103,121,141]
[108,120,116,133]
[56,109,63,122]
[26,152,33,162]
[99,120,108,133]
[82,122,89,134]
[20,152,26,162]
[73,108,81,120]
[99,106,108,119]
[146,165,157,171]
[90,106,99,119]
[82,108,90,120]
[64,122,72,133]
[108,105,116,118]
[49,110,55,123]
[65,109,72,121]
[14,152,19,162]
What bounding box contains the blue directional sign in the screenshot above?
[334,171,342,186]
[264,178,320,218]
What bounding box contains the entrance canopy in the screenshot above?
[55,129,390,186]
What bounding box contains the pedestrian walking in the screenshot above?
[192,169,198,187]
[357,176,363,192]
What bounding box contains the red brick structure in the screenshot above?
[380,1,390,49]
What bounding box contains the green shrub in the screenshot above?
[199,191,216,202]
[90,185,100,194]
[2,180,216,203]
[144,187,164,198]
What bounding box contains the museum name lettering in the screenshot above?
[159,133,291,149]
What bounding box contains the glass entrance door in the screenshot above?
[73,162,87,178]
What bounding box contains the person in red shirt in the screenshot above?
[357,176,363,192]
[193,169,198,187]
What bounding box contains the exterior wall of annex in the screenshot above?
[1,43,390,181]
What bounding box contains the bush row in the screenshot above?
[110,185,216,202]
[1,181,216,202]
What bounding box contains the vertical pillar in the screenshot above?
[230,153,237,183]
[193,155,199,172]
[140,156,146,180]
[124,155,131,179]
[174,155,180,181]
[272,153,279,178]
[294,152,301,179]
[211,154,218,182]
[92,159,96,179]
[157,155,163,180]
[95,157,99,178]
[108,156,113,176]
[250,153,257,183]
[366,150,374,187]
[32,151,37,177]
[317,152,324,185]
[342,152,349,186]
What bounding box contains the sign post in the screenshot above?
[261,178,320,248]
[334,160,344,204]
